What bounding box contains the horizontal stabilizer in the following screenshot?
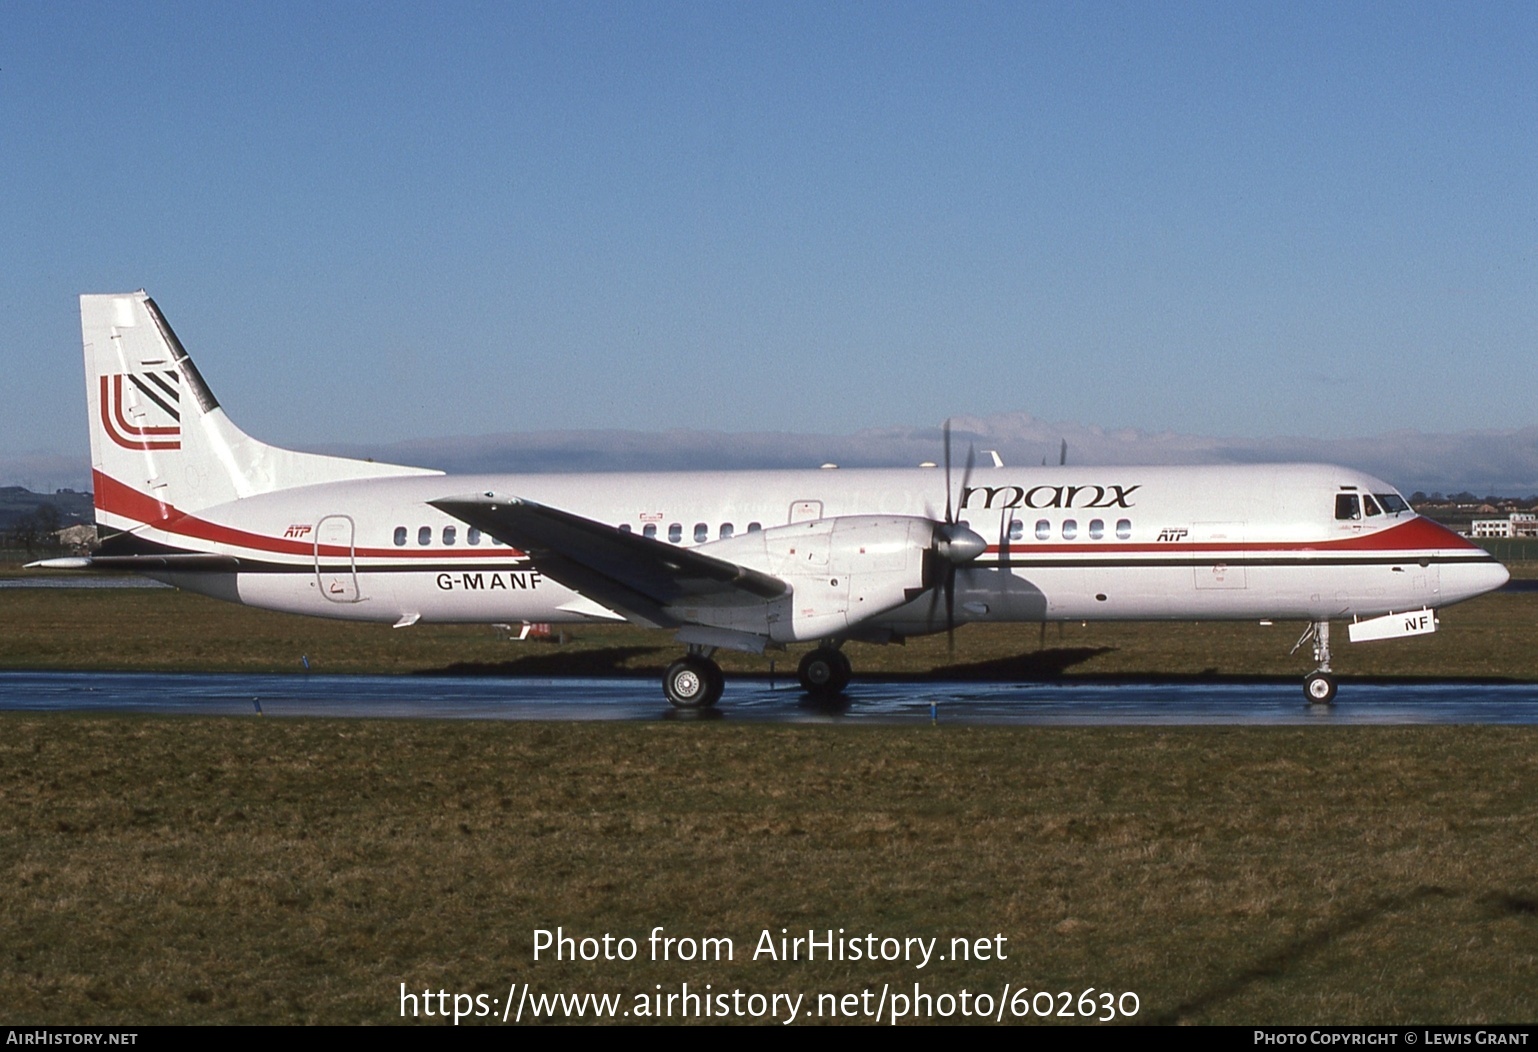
[27,553,243,572]
[26,557,94,570]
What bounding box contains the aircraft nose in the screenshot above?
[1444,559,1510,603]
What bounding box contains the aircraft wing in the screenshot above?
[428,493,788,629]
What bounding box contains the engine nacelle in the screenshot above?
[680,515,935,643]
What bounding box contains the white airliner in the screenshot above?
[36,291,1510,707]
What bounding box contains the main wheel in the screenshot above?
[798,648,852,699]
[1304,671,1338,705]
[664,656,724,708]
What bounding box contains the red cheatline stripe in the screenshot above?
[92,469,526,560]
[983,516,1483,555]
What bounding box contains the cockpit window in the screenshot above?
[1362,494,1382,517]
[1335,494,1360,521]
[1375,493,1409,515]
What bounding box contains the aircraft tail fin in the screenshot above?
[82,291,439,532]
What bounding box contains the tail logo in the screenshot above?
[100,371,181,451]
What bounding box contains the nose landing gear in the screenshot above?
[1293,620,1337,705]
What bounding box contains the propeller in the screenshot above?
[928,420,988,651]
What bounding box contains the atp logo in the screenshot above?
[100,371,181,451]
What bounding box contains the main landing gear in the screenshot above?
[1292,620,1338,705]
[663,649,724,709]
[660,643,857,708]
[797,646,852,701]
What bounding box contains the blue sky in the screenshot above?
[4,2,1535,483]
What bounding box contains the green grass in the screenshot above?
[2,719,1535,1024]
[3,583,1536,1025]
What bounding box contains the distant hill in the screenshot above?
[0,486,94,531]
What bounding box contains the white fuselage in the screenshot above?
[118,462,1507,637]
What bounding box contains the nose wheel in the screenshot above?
[1304,671,1338,705]
[663,654,724,708]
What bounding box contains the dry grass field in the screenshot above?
[2,719,1535,1025]
[1,582,1535,1025]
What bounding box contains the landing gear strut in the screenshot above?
[798,646,852,699]
[663,650,724,708]
[1292,620,1338,705]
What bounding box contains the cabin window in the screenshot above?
[468,528,481,545]
[720,523,734,539]
[1116,518,1132,540]
[418,526,432,546]
[1008,519,1023,541]
[1362,494,1382,517]
[1035,519,1051,541]
[668,523,682,544]
[618,523,632,533]
[393,526,407,546]
[1062,519,1078,540]
[1089,518,1104,540]
[694,522,708,543]
[747,522,762,533]
[643,524,657,540]
[1335,495,1361,521]
[442,525,456,546]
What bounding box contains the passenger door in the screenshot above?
[314,514,361,603]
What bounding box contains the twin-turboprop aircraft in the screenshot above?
[39,291,1510,707]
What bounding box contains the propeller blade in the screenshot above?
[958,443,975,524]
[924,553,944,634]
[943,419,953,525]
[931,420,984,651]
[945,559,957,654]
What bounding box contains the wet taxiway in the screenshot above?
[3,670,1537,725]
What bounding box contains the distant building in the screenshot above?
[1470,513,1538,539]
[55,524,98,551]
